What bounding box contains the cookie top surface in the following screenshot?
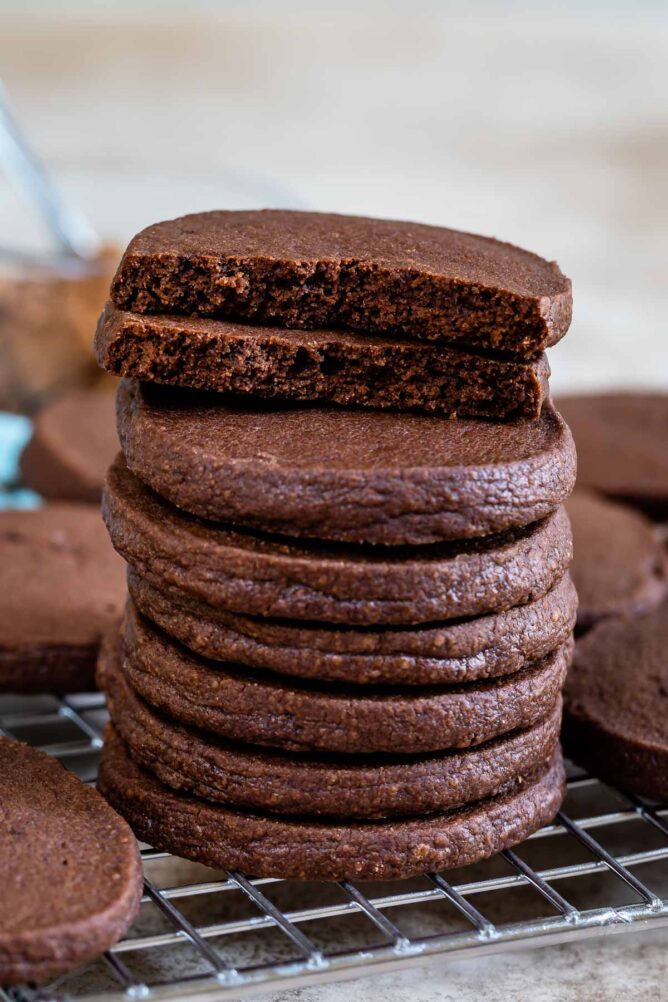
[567,491,667,630]
[104,455,574,625]
[20,389,117,503]
[117,380,576,545]
[117,211,568,297]
[0,737,142,985]
[566,602,668,752]
[110,210,571,353]
[0,503,126,652]
[556,393,668,511]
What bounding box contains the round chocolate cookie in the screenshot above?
[567,491,667,632]
[110,210,572,355]
[563,602,668,800]
[117,380,576,545]
[20,389,117,503]
[0,736,142,986]
[0,504,126,693]
[129,567,577,686]
[556,393,668,517]
[98,727,566,881]
[104,456,573,626]
[122,604,571,755]
[101,628,562,819]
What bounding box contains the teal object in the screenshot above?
[0,411,41,508]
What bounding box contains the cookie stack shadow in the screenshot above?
[94,210,578,881]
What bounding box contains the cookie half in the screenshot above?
[98,727,566,881]
[0,737,142,986]
[122,604,571,755]
[104,456,573,626]
[97,308,550,420]
[20,389,117,503]
[128,568,577,686]
[564,602,668,800]
[101,630,561,819]
[116,380,576,545]
[567,491,667,631]
[0,504,126,693]
[110,210,571,355]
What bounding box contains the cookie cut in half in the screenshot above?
[110,210,571,355]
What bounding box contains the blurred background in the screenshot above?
[0,0,666,411]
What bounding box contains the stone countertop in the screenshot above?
[267,928,668,1002]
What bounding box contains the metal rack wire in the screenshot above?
[2,689,668,1002]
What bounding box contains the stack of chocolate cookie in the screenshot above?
[94,210,577,881]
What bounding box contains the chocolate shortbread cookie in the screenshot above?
[110,210,572,355]
[122,604,571,755]
[104,456,573,626]
[98,727,566,881]
[117,381,576,545]
[0,737,142,986]
[101,629,562,818]
[567,491,667,632]
[97,307,551,420]
[20,389,117,503]
[0,504,126,693]
[557,393,668,517]
[129,568,577,686]
[563,602,668,800]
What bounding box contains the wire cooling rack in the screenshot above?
[2,690,668,1002]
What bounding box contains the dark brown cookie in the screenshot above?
[129,567,577,686]
[563,602,668,800]
[101,629,562,818]
[104,456,573,626]
[556,393,668,517]
[121,603,571,755]
[0,736,142,986]
[110,210,572,356]
[567,491,667,632]
[98,726,566,881]
[116,380,576,545]
[0,504,126,693]
[20,389,117,503]
[97,307,551,420]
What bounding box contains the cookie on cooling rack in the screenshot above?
[0,504,126,693]
[98,724,566,882]
[564,601,668,800]
[567,491,667,632]
[99,626,562,819]
[0,737,142,986]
